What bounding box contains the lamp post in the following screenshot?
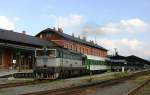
[8,54,16,80]
[18,51,21,72]
[124,62,127,72]
[89,60,92,82]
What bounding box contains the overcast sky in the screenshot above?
[0,0,150,59]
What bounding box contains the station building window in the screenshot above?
[80,47,82,53]
[40,34,43,38]
[46,32,53,38]
[70,45,72,50]
[86,49,88,54]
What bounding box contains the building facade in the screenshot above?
[108,53,150,72]
[36,28,107,58]
[0,29,52,70]
[0,28,108,71]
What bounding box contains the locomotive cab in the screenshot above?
[34,48,60,79]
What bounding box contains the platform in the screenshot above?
[0,69,33,78]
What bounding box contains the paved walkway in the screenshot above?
[0,69,33,77]
[86,79,139,95]
[142,81,150,95]
[0,69,33,84]
[0,69,16,77]
[0,72,117,95]
[0,70,149,95]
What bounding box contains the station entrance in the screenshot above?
[0,49,3,69]
[0,46,35,71]
[11,49,35,71]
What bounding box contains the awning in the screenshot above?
[85,54,106,61]
[0,43,37,51]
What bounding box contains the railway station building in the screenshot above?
[0,27,149,75]
[36,28,108,71]
[36,28,108,57]
[0,29,53,70]
[0,27,108,72]
[108,52,150,72]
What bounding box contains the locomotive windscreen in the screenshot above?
[35,49,56,57]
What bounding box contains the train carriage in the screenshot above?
[85,55,110,73]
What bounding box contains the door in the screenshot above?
[0,50,3,68]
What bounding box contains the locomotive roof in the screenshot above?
[36,47,86,57]
[36,28,107,51]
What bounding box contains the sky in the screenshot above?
[0,0,150,59]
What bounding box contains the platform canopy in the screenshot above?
[85,54,106,61]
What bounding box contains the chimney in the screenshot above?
[114,48,118,56]
[53,27,56,31]
[115,52,118,56]
[83,36,86,41]
[72,33,74,37]
[78,36,80,39]
[22,30,26,34]
[90,40,94,44]
[91,41,94,44]
[58,27,63,32]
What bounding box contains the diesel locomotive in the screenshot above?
[34,47,109,79]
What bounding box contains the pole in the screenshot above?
[18,51,21,72]
[89,60,92,82]
[61,49,64,78]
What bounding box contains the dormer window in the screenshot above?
[40,34,43,38]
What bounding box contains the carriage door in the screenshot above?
[0,49,3,68]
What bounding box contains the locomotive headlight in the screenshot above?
[43,64,47,69]
[43,64,47,67]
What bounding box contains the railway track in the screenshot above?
[0,81,40,89]
[21,79,122,95]
[125,79,150,95]
[142,81,150,95]
[0,80,54,89]
[21,70,150,95]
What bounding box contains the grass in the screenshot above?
[85,72,129,83]
[113,72,129,79]
[134,74,150,84]
[1,78,56,86]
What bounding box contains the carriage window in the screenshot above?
[46,50,56,57]
[63,54,67,58]
[56,51,61,57]
[36,50,45,56]
[36,49,56,57]
[70,55,72,59]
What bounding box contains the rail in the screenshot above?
[125,79,150,95]
[21,70,150,95]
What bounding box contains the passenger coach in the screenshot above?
[85,55,110,73]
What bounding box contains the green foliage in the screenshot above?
[113,72,128,78]
[134,74,150,84]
